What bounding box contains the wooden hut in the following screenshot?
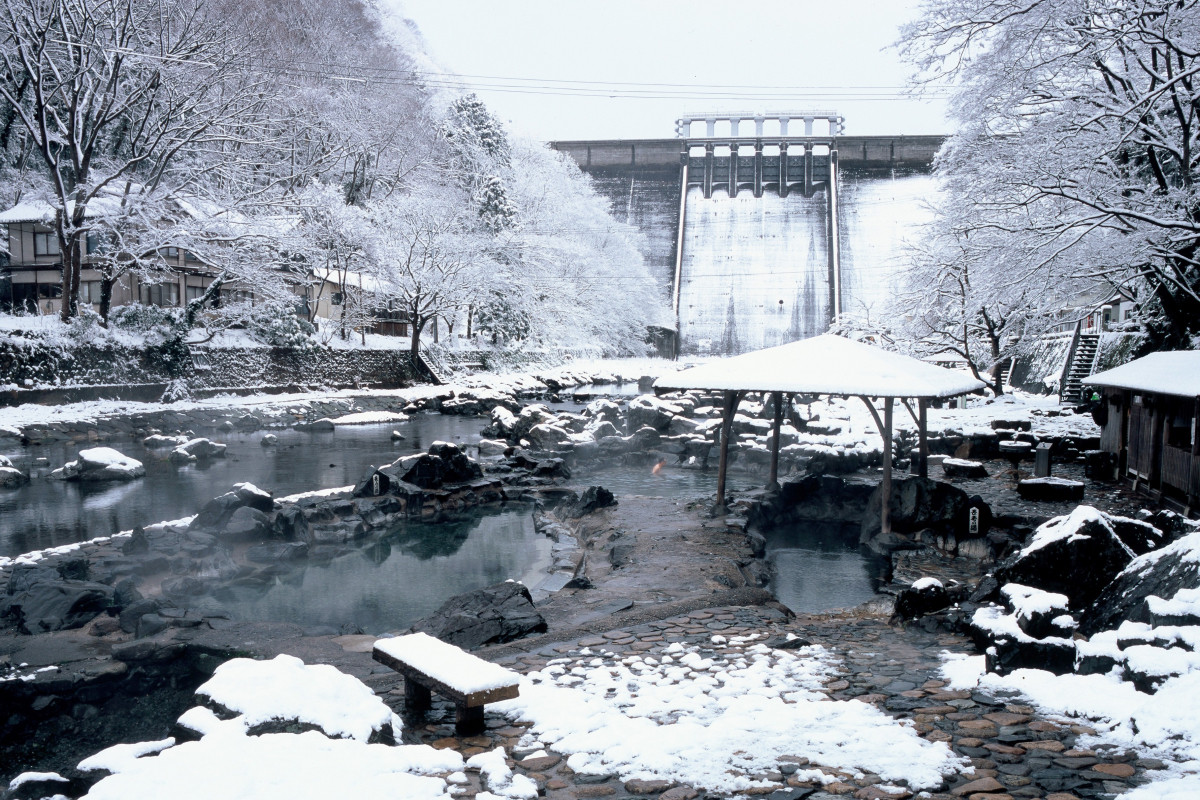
[1084,351,1200,512]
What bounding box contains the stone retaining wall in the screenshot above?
[0,339,420,407]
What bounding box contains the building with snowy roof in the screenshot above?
[1084,351,1200,511]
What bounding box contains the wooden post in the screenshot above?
[918,399,929,478]
[881,398,893,536]
[716,391,741,508]
[1190,396,1199,512]
[769,391,784,488]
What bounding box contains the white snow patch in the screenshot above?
[498,640,965,792]
[195,654,394,742]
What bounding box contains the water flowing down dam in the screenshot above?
[678,186,832,354]
[552,120,942,355]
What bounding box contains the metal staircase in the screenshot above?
[415,344,448,386]
[1060,330,1101,404]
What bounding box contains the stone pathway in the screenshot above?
[390,606,1167,800]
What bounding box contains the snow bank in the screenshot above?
[76,655,464,800]
[195,654,396,742]
[79,732,460,800]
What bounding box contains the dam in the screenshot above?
[552,114,942,355]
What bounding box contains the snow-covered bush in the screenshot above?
[109,304,186,346]
[246,301,316,349]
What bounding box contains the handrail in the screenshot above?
[1058,319,1082,402]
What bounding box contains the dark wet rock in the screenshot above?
[245,542,309,564]
[270,505,310,541]
[1107,514,1166,556]
[1082,526,1200,636]
[221,506,271,539]
[5,580,115,633]
[119,598,163,634]
[997,506,1134,610]
[894,579,951,619]
[562,486,618,519]
[1016,477,1085,503]
[410,580,547,650]
[860,476,975,543]
[942,458,988,480]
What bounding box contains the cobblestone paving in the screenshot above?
[392,606,1168,800]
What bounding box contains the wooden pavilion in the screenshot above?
[653,335,986,535]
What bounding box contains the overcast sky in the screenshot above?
[391,0,950,142]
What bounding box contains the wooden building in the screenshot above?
[1084,351,1200,512]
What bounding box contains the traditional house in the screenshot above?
[1084,351,1200,512]
[0,200,221,315]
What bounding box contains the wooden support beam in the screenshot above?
[918,399,929,479]
[716,390,743,508]
[769,391,784,488]
[881,398,893,535]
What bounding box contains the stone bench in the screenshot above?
[372,632,520,735]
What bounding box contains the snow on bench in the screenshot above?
[373,632,520,734]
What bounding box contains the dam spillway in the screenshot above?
[552,132,942,355]
[677,186,831,354]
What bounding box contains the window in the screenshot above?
[139,282,179,307]
[185,285,207,303]
[38,282,62,299]
[165,247,180,258]
[1167,405,1194,449]
[86,232,109,255]
[80,281,104,304]
[33,231,59,256]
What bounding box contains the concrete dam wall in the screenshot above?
[553,136,941,355]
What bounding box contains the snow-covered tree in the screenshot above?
[0,0,272,321]
[362,186,492,361]
[901,0,1200,351]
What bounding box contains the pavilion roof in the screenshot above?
[654,334,987,399]
[1084,351,1200,398]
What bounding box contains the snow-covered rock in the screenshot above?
[51,447,145,481]
[997,506,1135,609]
[169,437,228,463]
[0,454,28,487]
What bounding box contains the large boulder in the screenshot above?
[525,423,575,451]
[189,483,274,532]
[4,579,115,633]
[168,437,228,464]
[1081,524,1200,636]
[410,580,547,650]
[51,447,145,481]
[859,476,975,542]
[561,485,618,519]
[400,443,483,489]
[996,505,1134,610]
[626,395,683,433]
[0,454,28,487]
[894,577,950,619]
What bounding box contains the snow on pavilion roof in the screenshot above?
[654,334,987,399]
[1084,351,1200,398]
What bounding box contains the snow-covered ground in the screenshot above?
[10,631,969,799]
[942,655,1200,798]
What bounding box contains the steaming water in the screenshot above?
[218,506,550,635]
[764,523,885,613]
[2,407,882,619]
[0,414,485,558]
